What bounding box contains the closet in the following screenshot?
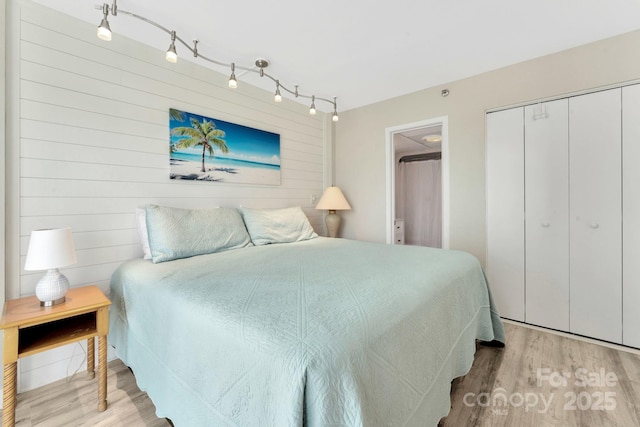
[524,98,569,332]
[486,85,640,347]
[623,85,640,349]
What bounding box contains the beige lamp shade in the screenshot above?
[315,186,352,211]
[316,186,351,238]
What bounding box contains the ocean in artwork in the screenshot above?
[169,109,281,185]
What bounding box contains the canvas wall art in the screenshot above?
[169,108,281,185]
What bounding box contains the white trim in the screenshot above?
[323,115,335,189]
[320,115,335,237]
[1,0,6,306]
[0,3,5,409]
[502,319,640,356]
[6,0,20,301]
[385,116,449,248]
[486,78,640,114]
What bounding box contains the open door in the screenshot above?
[385,117,449,248]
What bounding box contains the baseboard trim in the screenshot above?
[501,318,640,356]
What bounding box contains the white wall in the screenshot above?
[5,1,329,393]
[335,29,640,265]
[0,0,6,406]
[1,0,6,307]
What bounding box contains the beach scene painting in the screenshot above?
[169,108,281,185]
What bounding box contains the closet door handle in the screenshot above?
[541,222,550,228]
[589,223,599,229]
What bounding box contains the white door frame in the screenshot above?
[385,116,450,248]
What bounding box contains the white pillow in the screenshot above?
[135,208,152,260]
[239,206,318,246]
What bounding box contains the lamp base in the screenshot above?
[40,296,66,307]
[35,268,70,307]
[325,210,341,238]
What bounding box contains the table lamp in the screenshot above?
[24,228,78,307]
[315,186,352,238]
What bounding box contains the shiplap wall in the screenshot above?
[8,2,328,392]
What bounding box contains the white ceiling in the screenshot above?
[32,0,640,112]
[395,125,442,155]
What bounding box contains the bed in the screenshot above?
[108,205,504,426]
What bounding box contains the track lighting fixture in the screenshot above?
[97,4,112,41]
[309,96,317,115]
[192,40,199,58]
[228,63,237,89]
[95,0,339,118]
[165,31,178,63]
[274,81,282,103]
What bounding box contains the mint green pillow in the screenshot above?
[239,206,318,246]
[146,205,252,263]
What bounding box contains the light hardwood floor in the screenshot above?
[441,322,640,427]
[13,360,171,427]
[11,322,640,426]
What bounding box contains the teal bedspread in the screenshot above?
[108,238,504,426]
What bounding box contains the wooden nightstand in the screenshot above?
[0,285,111,427]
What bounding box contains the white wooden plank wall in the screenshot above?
[12,2,327,392]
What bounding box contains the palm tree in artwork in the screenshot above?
[170,108,185,122]
[171,116,229,173]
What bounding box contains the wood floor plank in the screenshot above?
[10,322,640,426]
[14,359,171,427]
[441,322,640,427]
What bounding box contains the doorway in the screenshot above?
[385,117,449,248]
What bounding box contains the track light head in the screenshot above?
[97,4,112,41]
[228,63,237,89]
[166,43,177,63]
[166,31,177,63]
[97,18,112,41]
[309,95,316,115]
[275,81,282,103]
[332,97,339,121]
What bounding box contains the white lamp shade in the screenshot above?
[315,186,352,211]
[24,228,77,271]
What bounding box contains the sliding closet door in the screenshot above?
[486,108,525,321]
[524,99,569,330]
[569,89,622,343]
[622,84,640,348]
